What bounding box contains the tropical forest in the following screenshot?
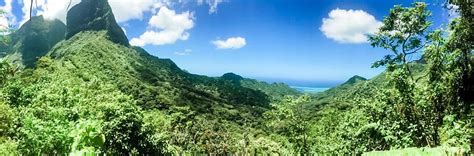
[0,0,472,155]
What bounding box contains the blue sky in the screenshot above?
[1,0,453,87]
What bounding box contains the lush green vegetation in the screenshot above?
[0,0,472,155]
[0,30,282,154]
[298,1,473,154]
[362,147,466,156]
[221,72,301,100]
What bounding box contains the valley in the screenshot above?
[0,0,472,155]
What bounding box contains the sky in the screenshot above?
[0,0,454,87]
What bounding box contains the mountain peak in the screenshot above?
[65,0,129,46]
[221,72,244,81]
[342,75,367,85]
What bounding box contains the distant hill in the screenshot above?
[221,72,301,100]
[221,72,244,82]
[310,63,427,105]
[342,75,367,85]
[310,75,369,105]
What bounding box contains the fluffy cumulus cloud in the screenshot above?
[320,8,382,44]
[109,0,171,23]
[130,6,194,46]
[211,37,246,49]
[1,0,15,30]
[14,0,224,46]
[0,0,13,15]
[19,0,81,25]
[18,0,172,25]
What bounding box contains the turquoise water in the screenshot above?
[291,86,330,93]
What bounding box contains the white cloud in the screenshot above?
[446,4,459,18]
[211,37,246,49]
[39,0,81,22]
[197,0,224,14]
[207,0,223,14]
[0,15,8,31]
[109,0,171,23]
[320,8,382,44]
[148,6,194,30]
[18,0,173,25]
[130,6,194,46]
[174,49,192,56]
[0,0,15,30]
[19,0,81,25]
[109,0,154,23]
[121,27,127,34]
[0,0,13,13]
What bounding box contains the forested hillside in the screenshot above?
[0,0,472,155]
[221,72,301,100]
[281,2,473,154]
[0,0,294,154]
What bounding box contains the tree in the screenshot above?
[265,95,312,154]
[445,0,474,110]
[366,1,473,149]
[0,61,20,86]
[369,2,431,75]
[368,2,437,147]
[0,10,17,86]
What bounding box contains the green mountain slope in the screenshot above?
[3,29,278,153]
[221,72,301,100]
[0,0,302,154]
[304,63,440,153]
[342,75,367,85]
[311,63,426,106]
[311,75,368,105]
[48,31,270,109]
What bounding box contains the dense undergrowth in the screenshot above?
[0,31,299,154]
[0,0,472,155]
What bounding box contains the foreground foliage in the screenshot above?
[0,0,472,155]
[302,1,473,154]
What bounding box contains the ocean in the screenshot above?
[290,86,330,93]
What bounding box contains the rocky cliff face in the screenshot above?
[66,0,129,46]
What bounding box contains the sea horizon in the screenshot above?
[290,86,330,93]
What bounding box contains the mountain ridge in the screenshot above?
[0,0,313,153]
[221,72,301,100]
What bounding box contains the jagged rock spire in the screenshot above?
[65,0,129,46]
